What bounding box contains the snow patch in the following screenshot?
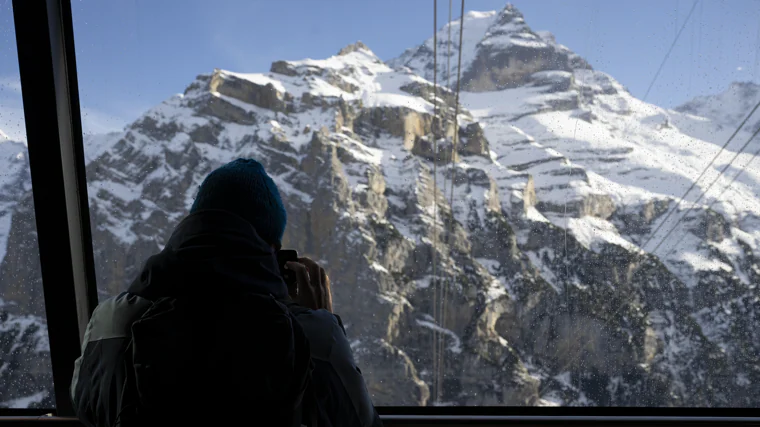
[0,391,48,409]
[415,319,462,354]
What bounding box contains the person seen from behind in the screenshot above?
[70,158,382,427]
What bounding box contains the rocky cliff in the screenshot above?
[2,3,760,408]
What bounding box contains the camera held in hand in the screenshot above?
[276,249,299,297]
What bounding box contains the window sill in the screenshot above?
[1,415,759,426]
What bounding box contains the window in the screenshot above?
[0,1,54,409]
[67,0,760,408]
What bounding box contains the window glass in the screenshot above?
[72,0,760,407]
[0,1,55,409]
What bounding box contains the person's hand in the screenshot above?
[286,257,333,312]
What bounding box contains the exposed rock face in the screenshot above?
[0,194,44,317]
[270,61,299,77]
[3,3,760,409]
[458,123,489,156]
[389,5,591,92]
[0,141,43,317]
[461,7,586,92]
[209,69,291,112]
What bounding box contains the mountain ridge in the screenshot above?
[675,81,760,131]
[2,3,760,408]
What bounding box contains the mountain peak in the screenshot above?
[495,3,524,25]
[477,4,538,52]
[337,41,372,56]
[388,2,590,92]
[728,80,760,94]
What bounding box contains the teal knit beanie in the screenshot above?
[190,158,287,246]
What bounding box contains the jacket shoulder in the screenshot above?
[84,291,153,342]
[71,291,154,427]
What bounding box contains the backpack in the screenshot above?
[115,292,317,427]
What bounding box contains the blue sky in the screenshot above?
[2,0,760,141]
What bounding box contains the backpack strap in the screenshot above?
[270,294,320,427]
[275,297,321,427]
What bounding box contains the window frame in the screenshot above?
[10,0,99,416]
[3,0,760,424]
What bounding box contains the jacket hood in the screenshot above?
[128,209,289,300]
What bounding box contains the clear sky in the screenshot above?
[2,0,760,142]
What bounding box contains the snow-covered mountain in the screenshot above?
[0,296,52,408]
[389,5,590,92]
[0,131,120,407]
[3,3,760,408]
[675,81,760,131]
[0,137,52,407]
[0,139,32,263]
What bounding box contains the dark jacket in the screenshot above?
[70,209,381,427]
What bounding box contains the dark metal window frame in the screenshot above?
[10,0,98,417]
[4,0,760,424]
